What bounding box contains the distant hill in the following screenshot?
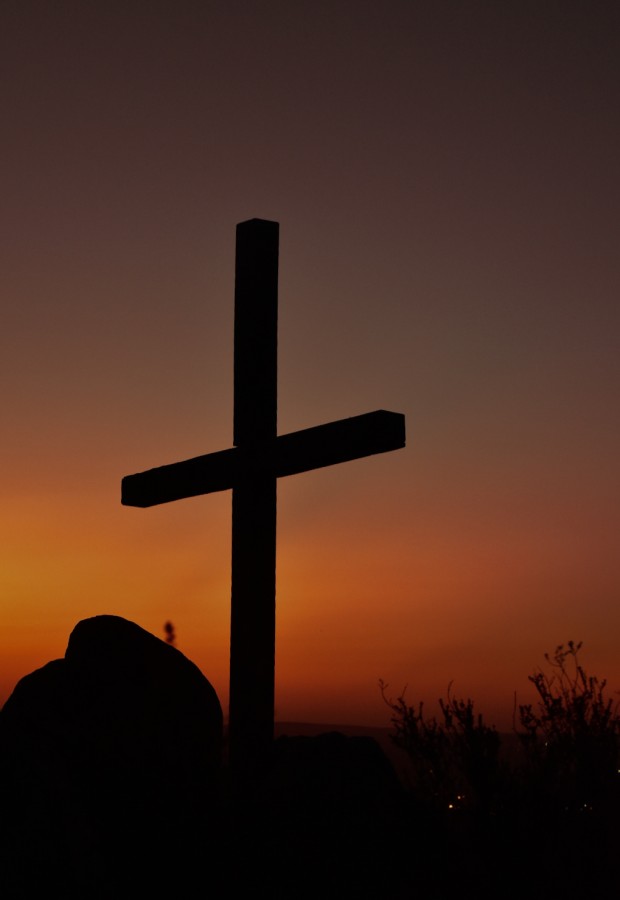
[274,721,525,783]
[276,721,413,782]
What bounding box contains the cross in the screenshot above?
[121,219,405,778]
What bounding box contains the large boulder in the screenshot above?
[0,615,224,894]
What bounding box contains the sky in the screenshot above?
[1,1,619,729]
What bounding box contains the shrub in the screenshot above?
[382,644,620,893]
[517,640,620,814]
[379,680,502,815]
[382,641,620,818]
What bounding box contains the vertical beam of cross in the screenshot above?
[230,219,279,774]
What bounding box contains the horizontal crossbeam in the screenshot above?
[121,409,405,508]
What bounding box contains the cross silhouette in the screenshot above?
[122,219,405,777]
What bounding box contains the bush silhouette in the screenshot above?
[382,641,620,819]
[380,681,504,815]
[517,640,620,815]
[381,643,620,896]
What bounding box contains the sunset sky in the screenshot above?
[2,1,618,729]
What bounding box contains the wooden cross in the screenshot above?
[122,219,406,778]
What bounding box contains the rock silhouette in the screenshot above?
[0,615,223,894]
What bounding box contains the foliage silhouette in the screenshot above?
[163,620,177,646]
[379,641,620,813]
[379,680,504,815]
[517,640,620,815]
[382,641,620,818]
[381,642,620,897]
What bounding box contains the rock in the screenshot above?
[0,615,224,894]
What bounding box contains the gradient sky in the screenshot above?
[2,1,619,728]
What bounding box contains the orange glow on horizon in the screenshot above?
[2,470,619,735]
